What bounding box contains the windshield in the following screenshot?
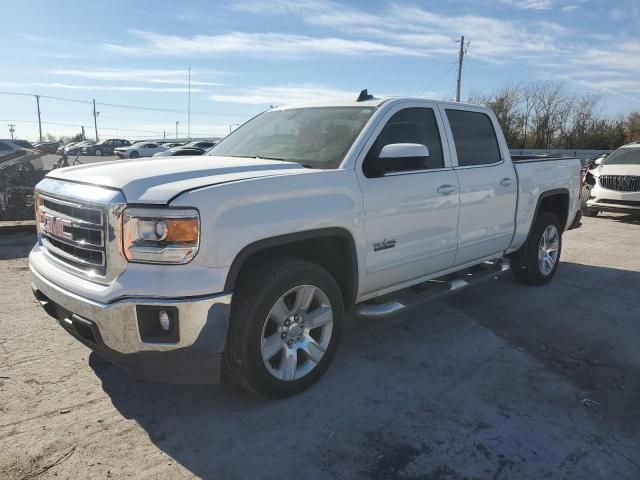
[604,147,640,166]
[208,107,376,169]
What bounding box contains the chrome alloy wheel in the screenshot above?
[260,285,334,382]
[538,225,560,276]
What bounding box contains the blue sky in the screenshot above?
[1,0,639,141]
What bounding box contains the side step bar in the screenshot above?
[357,259,510,318]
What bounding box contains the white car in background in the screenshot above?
[153,141,217,157]
[114,142,166,159]
[584,142,640,216]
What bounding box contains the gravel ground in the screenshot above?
[1,214,639,479]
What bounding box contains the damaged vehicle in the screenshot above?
[582,143,640,217]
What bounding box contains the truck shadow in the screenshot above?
[0,232,36,260]
[90,261,640,479]
[594,213,640,225]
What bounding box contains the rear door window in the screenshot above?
[445,109,501,167]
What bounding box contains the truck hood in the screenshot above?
[594,164,640,176]
[46,156,306,204]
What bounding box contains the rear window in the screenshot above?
[0,142,11,151]
[446,109,501,166]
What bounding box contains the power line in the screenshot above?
[0,118,166,135]
[0,90,249,116]
[418,62,457,98]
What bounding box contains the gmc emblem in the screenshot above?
[42,213,73,240]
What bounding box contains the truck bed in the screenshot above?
[510,156,582,250]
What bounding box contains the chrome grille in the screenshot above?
[599,175,640,192]
[37,195,106,274]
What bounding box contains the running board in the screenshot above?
[357,259,510,318]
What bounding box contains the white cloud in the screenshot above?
[209,84,358,105]
[51,68,224,86]
[228,1,569,62]
[102,30,427,57]
[0,81,205,93]
[497,0,554,10]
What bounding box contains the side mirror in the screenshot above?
[366,143,429,177]
[379,143,429,160]
[594,157,604,166]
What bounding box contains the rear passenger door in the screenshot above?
[357,102,460,296]
[439,105,517,265]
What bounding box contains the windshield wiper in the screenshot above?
[255,155,288,161]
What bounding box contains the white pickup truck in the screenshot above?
[30,94,582,398]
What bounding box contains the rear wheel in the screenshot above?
[224,257,343,398]
[580,186,598,217]
[510,212,562,285]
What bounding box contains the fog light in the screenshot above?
[158,310,172,331]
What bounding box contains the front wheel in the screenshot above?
[129,151,139,159]
[94,148,103,156]
[510,212,562,285]
[224,257,343,398]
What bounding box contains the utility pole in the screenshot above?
[187,67,191,141]
[175,121,179,140]
[8,124,15,139]
[92,99,99,141]
[81,125,86,140]
[35,95,43,142]
[455,36,469,103]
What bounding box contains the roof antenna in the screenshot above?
[357,89,374,102]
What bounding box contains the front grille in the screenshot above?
[599,175,640,192]
[38,195,106,274]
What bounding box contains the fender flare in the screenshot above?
[523,187,571,244]
[223,227,359,301]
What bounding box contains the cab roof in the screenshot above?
[274,95,483,111]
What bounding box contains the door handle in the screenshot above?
[437,184,457,195]
[500,177,514,187]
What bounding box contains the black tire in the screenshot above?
[94,148,103,156]
[580,186,598,217]
[510,212,562,286]
[224,257,344,398]
[129,151,139,159]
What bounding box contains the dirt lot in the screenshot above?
[1,214,639,479]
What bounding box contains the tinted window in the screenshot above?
[446,109,501,166]
[12,140,32,148]
[146,144,158,148]
[364,107,444,176]
[604,148,640,165]
[0,142,11,151]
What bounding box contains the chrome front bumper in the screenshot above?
[31,267,232,383]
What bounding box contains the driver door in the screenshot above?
[356,103,460,296]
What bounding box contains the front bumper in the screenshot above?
[587,185,640,213]
[31,268,232,384]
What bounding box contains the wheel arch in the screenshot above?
[536,188,570,232]
[224,228,359,312]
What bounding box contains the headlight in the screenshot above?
[122,207,200,264]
